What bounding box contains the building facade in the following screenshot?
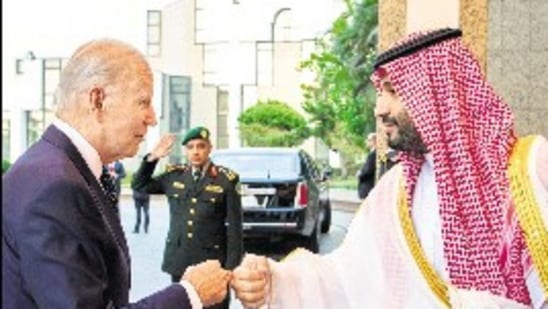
[3,0,344,171]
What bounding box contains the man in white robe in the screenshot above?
[230,28,548,309]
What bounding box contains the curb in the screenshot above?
[330,199,361,213]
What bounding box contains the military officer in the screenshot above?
[131,126,243,309]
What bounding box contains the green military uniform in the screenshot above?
[131,127,243,309]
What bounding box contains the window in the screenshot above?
[25,110,42,147]
[217,89,229,149]
[40,58,63,131]
[211,153,299,175]
[146,10,162,56]
[163,75,191,164]
[43,58,63,111]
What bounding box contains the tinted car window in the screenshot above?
[212,153,300,175]
[301,152,317,179]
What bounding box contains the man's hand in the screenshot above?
[148,134,177,162]
[231,254,271,309]
[182,260,231,307]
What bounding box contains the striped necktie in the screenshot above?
[100,166,119,208]
[193,169,201,182]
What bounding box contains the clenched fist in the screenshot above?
[182,260,231,307]
[231,254,271,309]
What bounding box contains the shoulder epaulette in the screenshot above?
[217,166,238,182]
[165,163,189,173]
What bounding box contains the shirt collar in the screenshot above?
[424,152,434,168]
[53,118,103,181]
[192,160,211,176]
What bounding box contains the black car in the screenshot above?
[210,147,332,253]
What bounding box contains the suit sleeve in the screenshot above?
[131,155,168,195]
[14,179,193,309]
[224,175,243,270]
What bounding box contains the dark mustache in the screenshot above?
[381,115,398,126]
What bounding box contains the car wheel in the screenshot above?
[320,200,332,233]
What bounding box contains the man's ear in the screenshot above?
[89,87,105,112]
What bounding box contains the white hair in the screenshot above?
[54,38,150,114]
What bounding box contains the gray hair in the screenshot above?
[54,38,150,113]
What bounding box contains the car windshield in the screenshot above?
[211,153,299,175]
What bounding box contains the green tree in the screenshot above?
[238,99,310,147]
[2,159,11,174]
[300,0,378,176]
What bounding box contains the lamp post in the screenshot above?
[269,8,291,84]
[271,8,291,43]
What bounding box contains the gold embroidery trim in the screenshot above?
[508,135,548,298]
[398,179,450,308]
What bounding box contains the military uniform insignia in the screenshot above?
[200,129,208,139]
[166,163,188,173]
[205,184,223,193]
[173,181,185,189]
[219,167,237,181]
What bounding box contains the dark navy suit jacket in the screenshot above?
[2,125,191,308]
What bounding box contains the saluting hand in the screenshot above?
[231,253,271,309]
[182,260,232,307]
[148,133,177,161]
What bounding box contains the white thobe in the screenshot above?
[264,136,548,309]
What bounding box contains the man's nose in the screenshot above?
[146,106,158,127]
[374,95,389,118]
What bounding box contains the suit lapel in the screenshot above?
[43,126,130,263]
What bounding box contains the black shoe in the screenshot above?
[133,229,139,234]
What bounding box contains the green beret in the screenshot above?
[182,126,210,145]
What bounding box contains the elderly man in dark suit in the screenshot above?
[132,126,243,309]
[2,39,230,309]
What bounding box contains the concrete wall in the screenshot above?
[486,0,548,137]
[2,0,346,168]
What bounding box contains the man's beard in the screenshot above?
[382,113,428,155]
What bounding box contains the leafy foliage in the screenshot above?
[2,159,11,174]
[299,0,378,175]
[238,99,310,147]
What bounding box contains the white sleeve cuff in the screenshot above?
[180,280,203,309]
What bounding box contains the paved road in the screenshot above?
[118,191,359,307]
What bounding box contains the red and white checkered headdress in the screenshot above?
[371,29,530,303]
